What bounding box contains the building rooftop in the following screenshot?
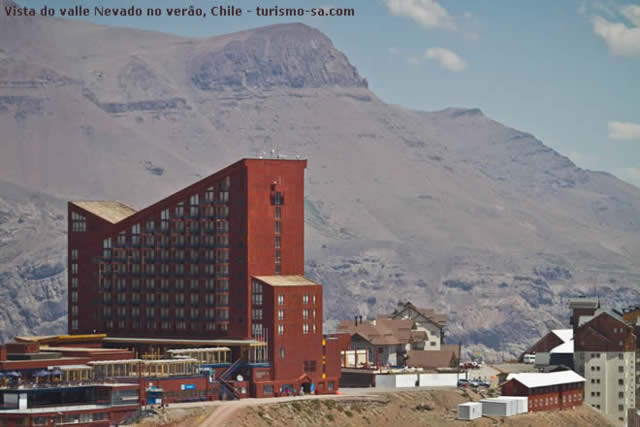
[70,201,136,223]
[389,302,448,328]
[253,275,321,287]
[336,318,421,346]
[406,349,458,370]
[506,370,585,388]
[549,329,574,354]
[102,337,264,347]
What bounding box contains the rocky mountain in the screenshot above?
[1,9,639,358]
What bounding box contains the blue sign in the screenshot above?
[310,383,316,393]
[181,384,196,390]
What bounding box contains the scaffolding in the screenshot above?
[89,359,142,378]
[167,347,231,365]
[140,358,199,377]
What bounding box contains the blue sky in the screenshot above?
[19,0,640,187]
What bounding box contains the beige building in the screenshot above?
[572,305,637,425]
[388,302,448,350]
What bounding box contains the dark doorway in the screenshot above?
[301,382,312,393]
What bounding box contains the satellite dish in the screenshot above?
[236,374,244,382]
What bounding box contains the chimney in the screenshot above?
[354,315,358,326]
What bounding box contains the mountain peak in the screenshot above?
[191,22,368,91]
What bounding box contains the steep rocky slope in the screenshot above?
[1,10,639,358]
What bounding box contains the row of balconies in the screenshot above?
[103,256,229,264]
[101,270,230,278]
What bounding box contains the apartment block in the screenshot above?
[573,307,637,424]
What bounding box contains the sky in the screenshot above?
[18,0,640,187]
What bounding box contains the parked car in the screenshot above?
[478,380,491,388]
[457,379,469,388]
[468,379,480,388]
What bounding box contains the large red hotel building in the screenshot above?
[66,158,343,395]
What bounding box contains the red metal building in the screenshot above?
[501,371,585,412]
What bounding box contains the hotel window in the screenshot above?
[71,319,78,330]
[205,186,215,202]
[176,293,184,305]
[275,236,281,249]
[278,309,284,320]
[71,211,87,232]
[189,194,199,217]
[190,308,199,320]
[275,263,281,275]
[71,291,78,302]
[160,208,170,230]
[191,294,199,305]
[303,294,309,304]
[303,309,309,319]
[175,202,184,218]
[278,295,285,305]
[252,309,263,320]
[313,324,317,334]
[71,278,78,289]
[273,191,283,205]
[131,224,140,245]
[71,249,78,260]
[275,221,281,234]
[222,176,231,190]
[303,324,309,334]
[217,279,229,292]
[275,207,281,220]
[145,220,155,232]
[275,249,281,264]
[313,309,317,318]
[279,347,285,358]
[219,190,229,203]
[278,324,284,335]
[252,293,263,306]
[252,323,263,337]
[218,294,229,306]
[176,308,184,319]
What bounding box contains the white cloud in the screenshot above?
[384,0,456,30]
[388,47,400,55]
[621,4,640,26]
[586,3,640,57]
[425,47,467,71]
[408,55,421,65]
[608,121,640,141]
[592,16,640,56]
[615,167,640,188]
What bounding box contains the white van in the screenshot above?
[523,354,536,364]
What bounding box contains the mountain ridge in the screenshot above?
[0,15,639,359]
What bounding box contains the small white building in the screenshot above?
[457,402,482,420]
[480,397,518,417]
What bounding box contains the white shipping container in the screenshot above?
[496,396,528,414]
[457,402,482,420]
[480,398,517,417]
